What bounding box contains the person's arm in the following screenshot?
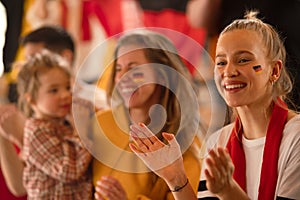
[203,148,250,200]
[129,123,197,200]
[26,0,62,29]
[186,0,222,35]
[165,172,198,200]
[64,0,82,43]
[0,136,26,196]
[129,123,249,200]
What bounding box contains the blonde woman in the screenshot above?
[130,11,300,200]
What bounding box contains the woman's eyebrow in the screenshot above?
[235,50,253,56]
[215,54,226,59]
[215,50,253,59]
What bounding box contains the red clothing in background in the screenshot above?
[0,145,27,200]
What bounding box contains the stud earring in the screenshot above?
[270,76,277,86]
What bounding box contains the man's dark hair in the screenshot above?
[21,26,75,55]
[7,26,75,103]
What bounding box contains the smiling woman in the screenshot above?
[114,48,159,110]
[127,11,300,200]
[214,29,275,107]
[92,30,202,200]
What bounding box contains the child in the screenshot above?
[17,50,93,199]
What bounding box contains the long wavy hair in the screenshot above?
[106,30,198,144]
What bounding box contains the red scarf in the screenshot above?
[226,99,288,200]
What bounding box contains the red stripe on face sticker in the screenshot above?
[253,65,262,74]
[132,72,145,83]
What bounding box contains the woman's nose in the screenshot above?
[116,69,132,84]
[223,64,238,77]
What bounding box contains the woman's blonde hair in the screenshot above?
[220,10,293,102]
[17,50,71,117]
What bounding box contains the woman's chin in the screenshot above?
[226,99,243,108]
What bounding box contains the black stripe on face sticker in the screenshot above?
[253,65,262,74]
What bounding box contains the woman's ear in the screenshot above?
[271,60,282,82]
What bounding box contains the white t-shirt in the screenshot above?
[242,135,265,200]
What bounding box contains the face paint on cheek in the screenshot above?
[253,65,263,74]
[132,72,145,83]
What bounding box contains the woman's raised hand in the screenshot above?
[129,123,185,182]
[205,148,235,195]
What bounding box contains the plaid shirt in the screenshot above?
[23,118,93,200]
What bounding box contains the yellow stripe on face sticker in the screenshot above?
[253,65,262,74]
[132,72,145,83]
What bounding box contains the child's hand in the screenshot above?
[69,97,94,135]
[68,97,95,149]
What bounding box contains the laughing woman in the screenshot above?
[92,30,202,200]
[129,11,300,200]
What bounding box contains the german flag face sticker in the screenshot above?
[132,72,145,83]
[253,65,262,74]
